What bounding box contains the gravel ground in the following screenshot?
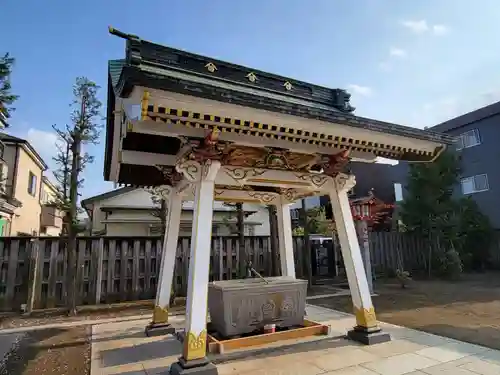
[309,272,500,350]
[0,327,90,375]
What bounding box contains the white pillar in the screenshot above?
[356,220,373,295]
[276,195,295,277]
[148,187,182,331]
[329,174,388,344]
[181,160,220,362]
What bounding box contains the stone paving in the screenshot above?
[90,305,500,375]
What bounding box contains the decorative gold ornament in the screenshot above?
[354,306,378,328]
[205,62,217,73]
[283,81,293,91]
[141,90,150,120]
[246,72,257,83]
[294,173,329,188]
[184,330,207,360]
[247,191,277,204]
[281,188,299,202]
[335,173,356,192]
[176,159,201,182]
[152,305,169,324]
[225,167,266,182]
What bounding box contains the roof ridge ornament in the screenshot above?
[333,89,355,113]
[205,62,217,73]
[108,26,142,66]
[246,72,257,83]
[283,81,293,91]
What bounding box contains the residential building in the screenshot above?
[0,133,62,236]
[39,176,64,236]
[82,187,271,237]
[392,101,500,228]
[0,139,21,236]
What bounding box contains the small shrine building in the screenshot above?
[104,28,454,375]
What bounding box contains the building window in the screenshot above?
[28,172,37,196]
[461,174,489,195]
[456,129,480,150]
[394,183,404,202]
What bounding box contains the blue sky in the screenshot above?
[2,0,500,200]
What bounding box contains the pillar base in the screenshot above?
[169,357,218,375]
[347,326,391,345]
[145,322,176,337]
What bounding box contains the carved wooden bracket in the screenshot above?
[321,150,350,177]
[335,173,356,192]
[176,159,221,183]
[155,165,184,186]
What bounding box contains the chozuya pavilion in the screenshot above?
[104,27,453,375]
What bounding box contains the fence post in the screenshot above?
[25,239,41,315]
[95,238,104,304]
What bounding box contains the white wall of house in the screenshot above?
[87,188,271,236]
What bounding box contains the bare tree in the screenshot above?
[149,191,168,236]
[222,202,246,277]
[52,77,102,315]
[52,127,72,235]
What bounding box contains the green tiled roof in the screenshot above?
[108,59,125,91]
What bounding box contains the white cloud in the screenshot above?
[401,20,429,34]
[347,84,373,97]
[389,47,407,58]
[25,128,61,167]
[432,24,449,36]
[401,20,450,36]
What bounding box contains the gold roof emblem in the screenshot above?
[283,81,293,91]
[205,62,217,73]
[246,72,257,83]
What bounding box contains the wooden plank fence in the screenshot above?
[0,232,464,312]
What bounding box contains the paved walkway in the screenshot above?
[90,305,500,375]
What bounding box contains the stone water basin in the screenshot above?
[207,276,307,337]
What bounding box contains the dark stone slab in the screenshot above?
[168,357,218,375]
[145,322,176,337]
[347,326,391,345]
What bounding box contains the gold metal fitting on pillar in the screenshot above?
[353,305,378,329]
[152,305,169,324]
[183,330,207,361]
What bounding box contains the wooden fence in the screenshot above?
[0,232,438,312]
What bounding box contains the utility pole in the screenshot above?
[236,203,246,278]
[268,205,279,276]
[299,199,313,289]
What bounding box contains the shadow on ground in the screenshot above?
[420,324,500,351]
[309,272,500,350]
[98,331,352,370]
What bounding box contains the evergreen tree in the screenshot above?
[0,53,19,127]
[400,151,492,276]
[400,151,460,240]
[400,151,462,276]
